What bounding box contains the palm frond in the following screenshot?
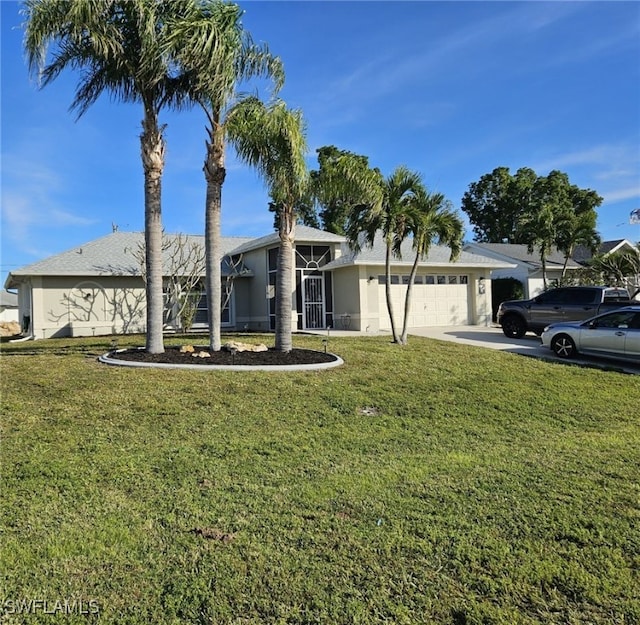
[226,97,308,207]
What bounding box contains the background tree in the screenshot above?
[310,146,379,235]
[167,0,284,351]
[517,171,601,287]
[554,186,602,280]
[396,189,463,345]
[227,98,308,352]
[461,166,537,243]
[268,195,319,231]
[517,171,572,288]
[24,0,190,354]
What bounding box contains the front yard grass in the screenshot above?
[1,334,639,624]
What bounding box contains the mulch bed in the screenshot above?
[109,346,338,366]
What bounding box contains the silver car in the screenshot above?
[541,306,640,363]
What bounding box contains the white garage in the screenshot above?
[377,273,470,329]
[323,234,515,332]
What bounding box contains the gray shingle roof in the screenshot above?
[1,290,18,308]
[322,233,515,271]
[573,239,636,264]
[466,243,582,269]
[7,231,253,281]
[230,225,346,255]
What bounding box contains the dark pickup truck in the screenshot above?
[497,286,636,338]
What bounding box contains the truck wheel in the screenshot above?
[501,315,526,339]
[551,334,576,358]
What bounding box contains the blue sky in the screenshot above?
[2,1,639,285]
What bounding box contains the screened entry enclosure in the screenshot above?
[268,244,334,330]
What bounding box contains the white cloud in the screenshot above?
[602,186,640,204]
[1,154,98,251]
[318,2,585,114]
[532,144,637,172]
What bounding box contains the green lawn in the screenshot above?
[1,334,639,624]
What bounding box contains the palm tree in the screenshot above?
[226,98,308,352]
[556,208,601,282]
[24,0,189,353]
[166,0,284,351]
[396,189,463,345]
[345,166,422,343]
[554,186,602,282]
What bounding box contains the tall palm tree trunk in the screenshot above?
[275,210,295,352]
[141,114,166,354]
[204,124,225,351]
[384,243,400,343]
[399,251,421,345]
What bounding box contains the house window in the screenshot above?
[437,275,446,285]
[448,276,458,285]
[425,275,435,285]
[193,288,232,327]
[460,275,468,284]
[414,275,424,284]
[165,282,232,329]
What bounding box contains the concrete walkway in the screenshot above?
[301,324,540,355]
[301,325,640,374]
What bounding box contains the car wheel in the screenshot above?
[501,315,526,339]
[551,334,576,358]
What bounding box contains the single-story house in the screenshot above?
[5,226,514,339]
[573,239,637,265]
[463,243,584,299]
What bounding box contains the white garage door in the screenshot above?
[377,274,470,328]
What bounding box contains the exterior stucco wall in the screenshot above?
[235,247,271,331]
[331,266,376,332]
[20,275,146,339]
[331,265,493,331]
[471,272,492,326]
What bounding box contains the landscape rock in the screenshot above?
[222,340,269,353]
[0,321,21,337]
[180,344,195,353]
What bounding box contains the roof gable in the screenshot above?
[229,225,346,255]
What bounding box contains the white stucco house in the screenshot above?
[463,243,584,299]
[464,240,639,300]
[573,238,637,265]
[5,226,514,339]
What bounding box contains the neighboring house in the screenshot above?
[0,290,19,323]
[463,243,583,299]
[573,239,637,265]
[5,226,513,339]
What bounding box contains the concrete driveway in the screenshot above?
[409,325,640,375]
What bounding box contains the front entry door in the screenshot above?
[303,275,325,329]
